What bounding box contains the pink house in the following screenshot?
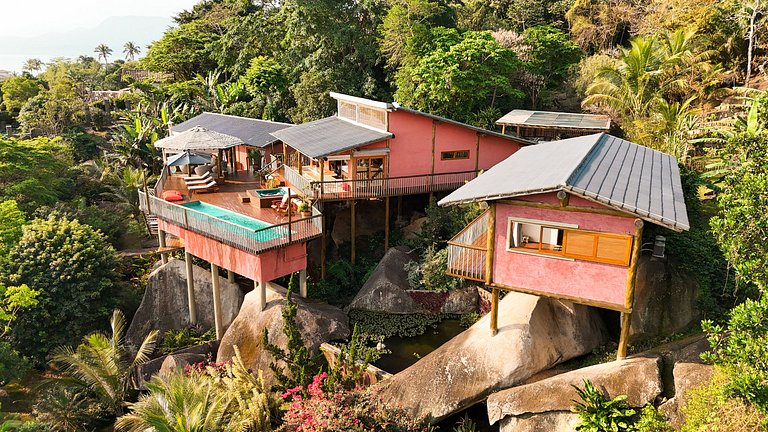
[439,133,689,358]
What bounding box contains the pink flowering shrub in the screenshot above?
[183,353,230,377]
[279,373,433,431]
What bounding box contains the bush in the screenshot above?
[459,311,481,328]
[634,405,672,432]
[2,216,121,362]
[406,246,462,292]
[406,201,483,253]
[571,379,636,432]
[681,368,766,431]
[0,342,29,386]
[161,326,216,354]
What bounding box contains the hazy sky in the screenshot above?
[0,0,200,37]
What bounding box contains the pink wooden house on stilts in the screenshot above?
[439,133,690,359]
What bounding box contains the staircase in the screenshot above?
[143,212,159,236]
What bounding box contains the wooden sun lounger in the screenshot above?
[183,171,212,182]
[187,180,219,193]
[185,176,214,186]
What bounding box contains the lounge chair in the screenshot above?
[187,180,219,194]
[271,193,291,212]
[185,176,215,186]
[183,171,212,182]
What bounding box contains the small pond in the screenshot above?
[373,319,465,374]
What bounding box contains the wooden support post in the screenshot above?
[228,270,235,283]
[287,188,293,244]
[185,250,197,324]
[501,125,506,135]
[486,204,497,334]
[211,264,223,340]
[256,278,267,312]
[299,269,308,298]
[319,157,325,198]
[350,200,357,265]
[475,134,481,173]
[320,203,326,280]
[429,121,437,191]
[384,196,390,252]
[158,230,168,265]
[397,195,403,219]
[298,153,303,175]
[617,219,644,360]
[282,144,288,168]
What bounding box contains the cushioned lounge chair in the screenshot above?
[183,171,212,182]
[187,180,219,193]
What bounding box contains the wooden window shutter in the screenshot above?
[563,230,633,266]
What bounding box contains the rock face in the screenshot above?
[136,341,219,388]
[402,216,427,240]
[487,355,663,431]
[347,247,421,314]
[657,336,714,428]
[127,259,244,351]
[441,286,479,314]
[217,283,350,384]
[631,255,698,341]
[374,292,608,422]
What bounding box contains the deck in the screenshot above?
[141,169,322,256]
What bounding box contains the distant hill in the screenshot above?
[0,16,173,70]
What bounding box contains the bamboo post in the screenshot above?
[486,204,497,334]
[490,287,499,335]
[185,250,197,324]
[351,200,357,265]
[384,196,390,252]
[617,219,644,360]
[211,264,223,339]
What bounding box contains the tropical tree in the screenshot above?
[22,58,43,74]
[123,42,141,62]
[49,310,157,417]
[94,44,113,65]
[0,75,42,112]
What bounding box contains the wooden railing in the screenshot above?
[138,190,322,255]
[283,169,480,201]
[446,210,490,282]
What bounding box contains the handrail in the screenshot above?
[446,210,489,282]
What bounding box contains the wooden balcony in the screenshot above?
[446,210,490,282]
[280,165,480,201]
[140,168,322,255]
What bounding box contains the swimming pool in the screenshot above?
[251,187,288,198]
[181,201,289,242]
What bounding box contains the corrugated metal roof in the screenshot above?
[438,133,689,231]
[496,110,611,130]
[172,112,290,148]
[270,116,392,158]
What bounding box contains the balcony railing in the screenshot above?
[283,169,480,201]
[446,210,490,282]
[138,190,322,255]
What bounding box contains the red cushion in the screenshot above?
[162,190,183,202]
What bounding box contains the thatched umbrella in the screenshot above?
[155,126,243,176]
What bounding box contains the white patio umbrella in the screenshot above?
[166,150,213,166]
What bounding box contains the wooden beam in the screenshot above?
[385,196,390,251]
[282,144,288,169]
[500,198,636,219]
[489,282,631,312]
[351,200,357,265]
[185,250,197,324]
[618,219,644,360]
[211,263,223,339]
[475,133,481,173]
[490,287,499,335]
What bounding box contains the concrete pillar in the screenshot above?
[299,269,308,298]
[228,270,236,283]
[158,230,168,265]
[185,251,197,325]
[211,264,223,339]
[255,278,267,312]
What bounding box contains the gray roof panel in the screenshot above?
[439,133,689,231]
[173,112,291,148]
[496,109,611,130]
[270,116,392,158]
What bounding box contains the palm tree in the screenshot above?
[49,310,158,419]
[123,42,141,61]
[94,44,113,65]
[22,58,43,74]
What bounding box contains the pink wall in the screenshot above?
[492,198,637,310]
[158,220,307,282]
[381,110,522,178]
[235,145,249,172]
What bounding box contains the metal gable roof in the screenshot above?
[439,133,690,232]
[172,112,291,148]
[496,110,611,130]
[270,116,393,159]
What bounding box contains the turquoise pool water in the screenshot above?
[181,201,288,242]
[252,187,287,197]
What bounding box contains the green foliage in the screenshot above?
[2,216,121,362]
[405,246,462,292]
[459,311,480,328]
[0,342,29,386]
[261,281,323,393]
[161,326,216,354]
[0,76,42,112]
[572,379,636,432]
[349,310,444,339]
[326,325,385,390]
[407,201,484,253]
[523,25,582,82]
[141,22,219,80]
[0,201,26,257]
[451,414,478,432]
[634,405,672,432]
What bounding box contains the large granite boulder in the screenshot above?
[487,355,663,431]
[347,247,421,314]
[127,259,244,351]
[657,336,714,428]
[631,255,698,341]
[374,292,608,422]
[217,283,350,383]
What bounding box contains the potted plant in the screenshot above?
[298,201,311,217]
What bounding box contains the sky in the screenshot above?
[0,0,200,37]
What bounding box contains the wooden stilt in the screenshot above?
[158,230,167,265]
[617,312,632,359]
[228,270,235,283]
[490,287,499,335]
[211,264,223,339]
[299,269,308,298]
[617,219,644,360]
[384,196,390,252]
[350,200,357,265]
[256,278,266,312]
[486,204,497,335]
[185,250,197,324]
[282,145,288,169]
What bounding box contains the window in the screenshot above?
[441,150,470,160]
[507,218,633,266]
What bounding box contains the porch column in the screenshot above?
[185,251,198,324]
[211,264,224,340]
[350,200,357,265]
[617,219,645,360]
[299,269,308,298]
[255,278,267,312]
[158,230,168,265]
[228,270,236,283]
